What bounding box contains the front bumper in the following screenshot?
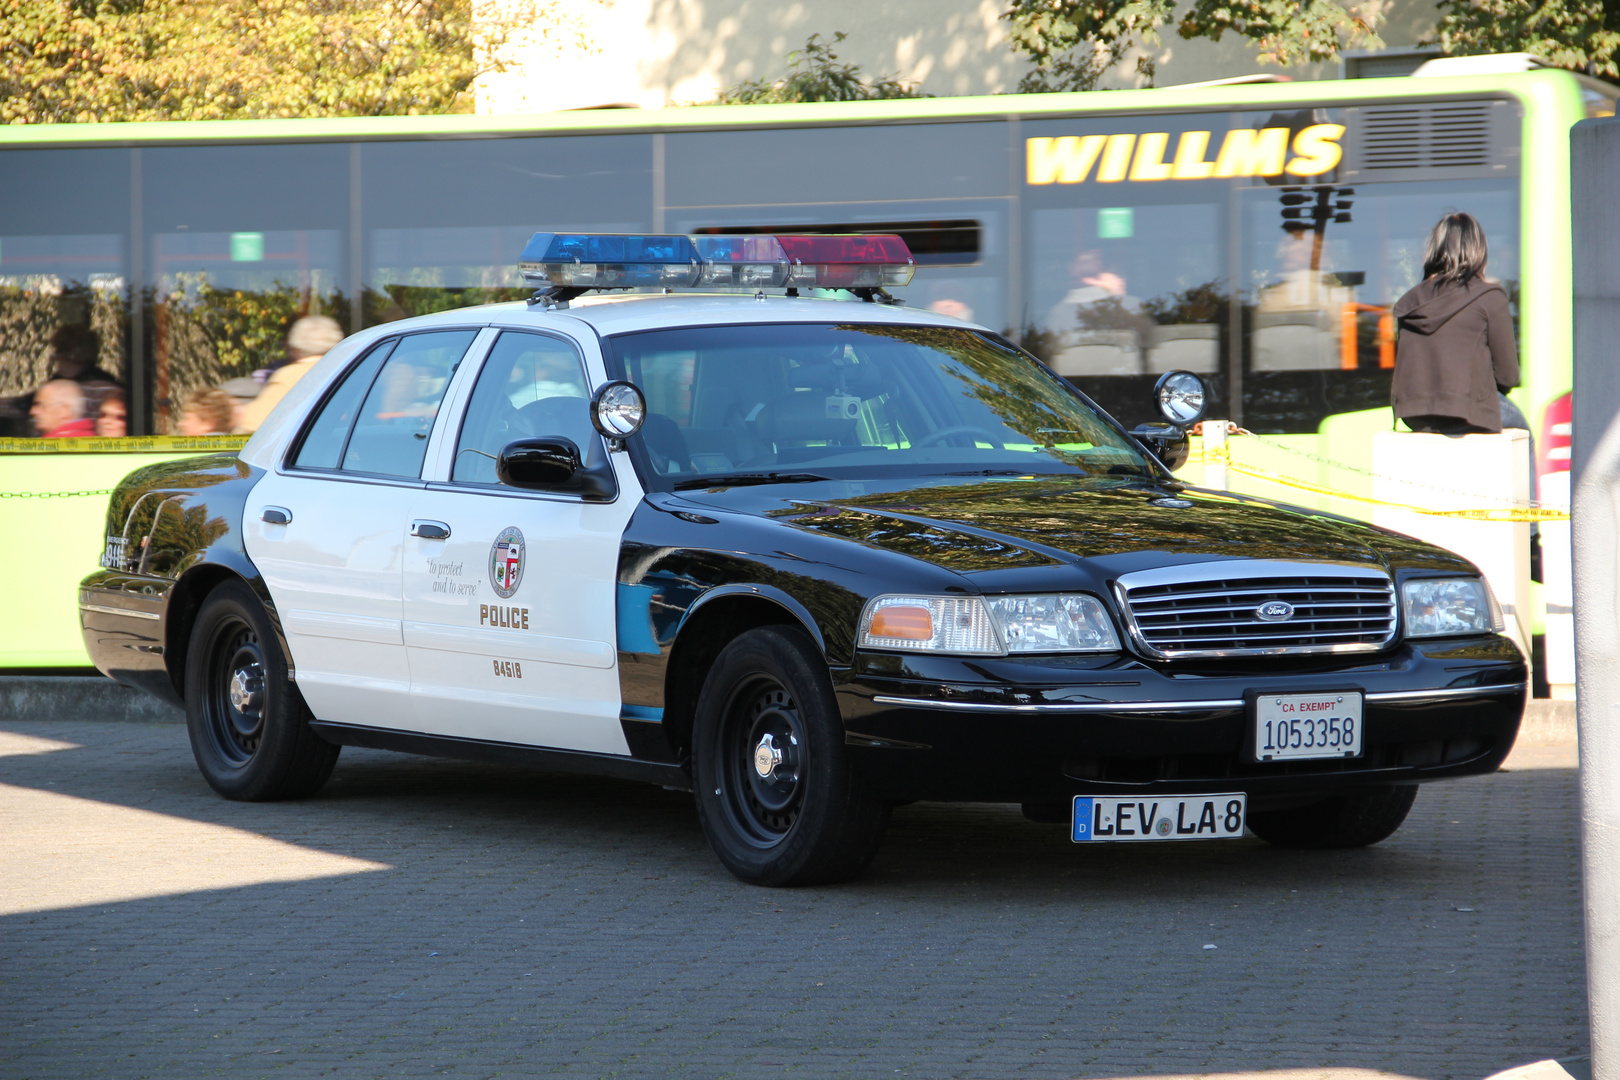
[836,635,1525,806]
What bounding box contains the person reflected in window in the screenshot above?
[1258,227,1352,315]
[1391,212,1519,435]
[85,383,126,437]
[177,388,236,436]
[30,379,94,438]
[235,315,345,433]
[1046,248,1148,333]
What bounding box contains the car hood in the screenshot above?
[670,474,1463,580]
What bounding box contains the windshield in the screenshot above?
[605,322,1153,489]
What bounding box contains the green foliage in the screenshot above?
[1002,0,1384,89]
[1435,0,1620,80]
[715,32,929,104]
[0,0,584,124]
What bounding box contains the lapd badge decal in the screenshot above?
[489,527,525,599]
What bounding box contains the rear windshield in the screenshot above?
[604,321,1153,489]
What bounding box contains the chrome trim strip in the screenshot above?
[871,695,1244,713]
[79,602,160,621]
[1115,559,1386,590]
[1365,684,1525,702]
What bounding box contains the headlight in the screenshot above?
[857,593,1120,655]
[1401,577,1503,638]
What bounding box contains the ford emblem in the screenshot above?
[1256,600,1294,622]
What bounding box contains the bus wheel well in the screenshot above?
[662,597,819,764]
[164,566,250,702]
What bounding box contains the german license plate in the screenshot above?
[1254,692,1363,761]
[1071,794,1246,843]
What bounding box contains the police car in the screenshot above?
[80,232,1526,886]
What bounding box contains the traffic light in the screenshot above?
[1278,185,1354,233]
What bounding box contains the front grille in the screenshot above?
[1115,561,1397,659]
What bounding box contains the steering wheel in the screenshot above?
[916,425,1005,449]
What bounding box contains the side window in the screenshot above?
[453,331,591,484]
[340,330,478,478]
[292,339,396,470]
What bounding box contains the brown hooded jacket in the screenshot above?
[1390,277,1519,432]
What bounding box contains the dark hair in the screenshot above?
[1422,212,1488,286]
[49,323,100,364]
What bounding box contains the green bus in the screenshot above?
[0,68,1612,666]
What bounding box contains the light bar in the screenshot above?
[519,233,701,289]
[517,232,916,296]
[775,234,915,288]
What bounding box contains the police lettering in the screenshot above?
[479,604,529,629]
[1027,124,1345,185]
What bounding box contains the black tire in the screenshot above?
[1247,785,1418,849]
[692,626,890,886]
[184,579,339,801]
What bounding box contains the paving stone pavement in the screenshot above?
[0,719,1586,1080]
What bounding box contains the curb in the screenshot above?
[0,675,183,724]
[0,675,1582,743]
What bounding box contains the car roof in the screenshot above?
[482,292,990,336]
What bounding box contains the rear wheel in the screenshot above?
[693,626,889,886]
[1247,786,1418,849]
[184,579,338,801]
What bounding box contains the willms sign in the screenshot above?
[1027,124,1345,184]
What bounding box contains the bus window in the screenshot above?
[1024,196,1226,428]
[0,148,131,438]
[360,135,653,326]
[143,143,348,435]
[1239,176,1518,433]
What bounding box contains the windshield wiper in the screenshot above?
[673,471,833,491]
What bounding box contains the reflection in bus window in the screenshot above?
[1025,200,1225,427]
[151,228,343,434]
[1239,177,1517,433]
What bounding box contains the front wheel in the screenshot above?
[692,626,890,886]
[184,579,339,801]
[1247,785,1418,849]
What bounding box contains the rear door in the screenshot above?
[244,328,482,724]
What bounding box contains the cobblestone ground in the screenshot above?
[0,719,1586,1080]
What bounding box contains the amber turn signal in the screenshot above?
[867,605,934,641]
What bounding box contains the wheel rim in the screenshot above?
[201,615,266,768]
[716,673,807,849]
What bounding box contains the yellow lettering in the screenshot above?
[1213,127,1290,178]
[1096,133,1136,182]
[479,604,488,625]
[1128,133,1173,181]
[1171,131,1217,179]
[1026,135,1107,184]
[1286,123,1346,177]
[521,609,529,629]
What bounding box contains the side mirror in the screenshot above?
[497,436,617,501]
[498,437,582,487]
[1153,369,1207,428]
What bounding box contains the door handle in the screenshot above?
[411,520,451,540]
[261,506,292,525]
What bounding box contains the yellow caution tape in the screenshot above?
[1195,443,1569,522]
[0,435,248,455]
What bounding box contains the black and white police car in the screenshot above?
[81,232,1525,885]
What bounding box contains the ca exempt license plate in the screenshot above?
[1253,691,1363,761]
[1071,794,1246,843]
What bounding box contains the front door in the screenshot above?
[401,328,641,754]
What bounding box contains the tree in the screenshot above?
[0,0,591,124]
[1434,0,1620,81]
[714,31,929,104]
[1001,0,1385,91]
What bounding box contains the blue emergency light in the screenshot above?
[519,231,916,303]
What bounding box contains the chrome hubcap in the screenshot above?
[753,732,785,779]
[228,666,262,714]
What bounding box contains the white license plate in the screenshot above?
[1071,794,1246,843]
[1254,692,1363,761]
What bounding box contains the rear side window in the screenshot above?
[294,340,395,470]
[292,330,478,477]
